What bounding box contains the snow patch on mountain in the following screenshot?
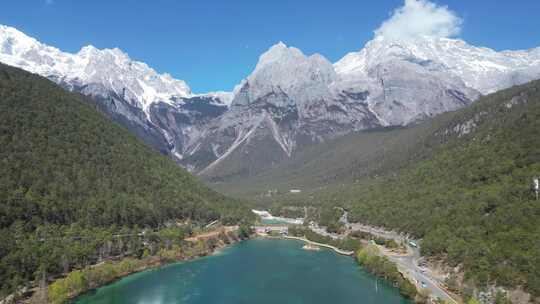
[195,91,234,106]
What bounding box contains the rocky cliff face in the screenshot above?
[190,43,382,176]
[148,95,228,163]
[2,25,540,177]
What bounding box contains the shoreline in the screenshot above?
[258,234,423,302]
[21,228,243,304]
[45,235,416,304]
[75,237,412,303]
[281,235,354,256]
[65,235,349,303]
[258,234,354,256]
[70,242,238,302]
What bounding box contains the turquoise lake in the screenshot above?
[260,217,291,225]
[75,238,411,304]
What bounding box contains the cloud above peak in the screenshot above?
[375,0,462,40]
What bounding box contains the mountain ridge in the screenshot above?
[2,25,540,178]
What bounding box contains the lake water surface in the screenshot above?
[75,238,411,304]
[260,217,291,225]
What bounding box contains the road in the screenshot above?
[390,247,456,303]
[184,226,238,242]
[340,212,458,303]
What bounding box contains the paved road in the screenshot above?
[389,248,456,303]
[309,226,344,239]
[341,214,457,303]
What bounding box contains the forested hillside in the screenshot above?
[317,81,540,297]
[0,64,252,296]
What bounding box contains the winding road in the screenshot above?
[340,212,458,303]
[390,247,457,303]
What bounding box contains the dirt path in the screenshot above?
[185,226,238,242]
[283,236,354,256]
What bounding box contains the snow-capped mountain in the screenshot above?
[0,25,192,112]
[2,24,540,178]
[194,36,540,176]
[192,39,479,176]
[333,35,540,126]
[187,43,380,176]
[231,42,337,109]
[336,35,540,95]
[0,25,230,159]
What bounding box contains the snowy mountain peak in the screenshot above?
[335,35,540,94]
[231,42,336,107]
[254,41,304,71]
[0,24,193,114]
[0,25,44,55]
[77,44,98,55]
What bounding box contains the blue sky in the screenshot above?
[1,0,540,93]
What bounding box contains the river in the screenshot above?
[75,238,411,304]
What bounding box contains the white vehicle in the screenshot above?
[409,241,418,248]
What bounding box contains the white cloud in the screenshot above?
[375,0,462,40]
